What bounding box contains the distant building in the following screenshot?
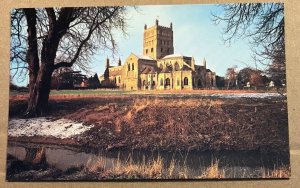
[99,20,216,90]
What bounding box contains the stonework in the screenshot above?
[100,20,216,90]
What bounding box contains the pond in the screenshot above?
[6,141,290,179]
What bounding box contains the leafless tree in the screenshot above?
[213,3,285,86]
[213,3,284,51]
[225,65,237,89]
[11,7,127,117]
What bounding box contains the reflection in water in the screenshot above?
[7,142,290,178]
[25,147,46,164]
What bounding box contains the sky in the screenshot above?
[90,4,259,78]
[12,4,264,86]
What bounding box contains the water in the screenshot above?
[7,142,290,179]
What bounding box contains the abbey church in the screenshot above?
[100,20,216,90]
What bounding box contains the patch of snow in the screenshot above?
[8,118,93,139]
[206,93,284,99]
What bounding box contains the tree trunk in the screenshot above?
[25,63,54,117]
[25,147,46,164]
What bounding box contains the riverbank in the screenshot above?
[6,142,290,181]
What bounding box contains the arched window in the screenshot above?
[151,48,153,52]
[152,81,155,87]
[160,78,163,86]
[146,49,148,54]
[161,48,163,52]
[132,63,134,71]
[174,62,180,71]
[184,77,188,85]
[114,77,117,83]
[165,78,170,86]
[128,64,130,71]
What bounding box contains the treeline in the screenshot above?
[50,67,101,90]
[216,65,285,90]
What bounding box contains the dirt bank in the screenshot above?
[9,94,289,153]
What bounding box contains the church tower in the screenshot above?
[143,19,174,60]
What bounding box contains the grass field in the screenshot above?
[10,87,281,96]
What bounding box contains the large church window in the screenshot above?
[184,77,188,85]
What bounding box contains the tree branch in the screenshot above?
[54,7,119,70]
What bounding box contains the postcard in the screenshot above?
[7,3,290,181]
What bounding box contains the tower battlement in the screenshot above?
[143,20,174,60]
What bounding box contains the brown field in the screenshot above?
[9,93,289,153]
[7,92,290,180]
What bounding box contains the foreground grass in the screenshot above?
[83,154,290,179]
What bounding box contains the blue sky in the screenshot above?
[13,4,264,86]
[90,4,259,78]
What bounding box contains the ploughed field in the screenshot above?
[9,93,289,153]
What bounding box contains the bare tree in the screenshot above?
[213,3,284,51]
[213,3,285,86]
[225,66,237,89]
[11,7,127,117]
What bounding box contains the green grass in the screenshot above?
[50,89,131,95]
[9,89,132,96]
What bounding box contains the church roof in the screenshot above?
[181,64,192,71]
[109,69,122,76]
[133,54,155,60]
[160,65,173,73]
[162,53,184,59]
[141,66,157,74]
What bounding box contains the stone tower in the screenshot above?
[143,19,174,60]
